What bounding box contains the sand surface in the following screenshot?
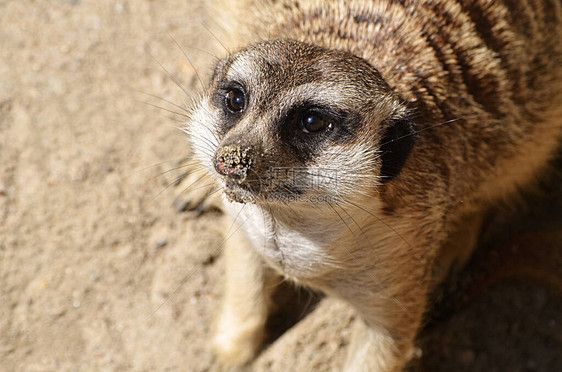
[1,1,560,371]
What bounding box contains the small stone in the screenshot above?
[47,306,67,317]
[155,239,168,248]
[202,254,215,265]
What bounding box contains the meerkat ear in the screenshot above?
[379,117,417,182]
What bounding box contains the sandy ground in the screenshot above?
[0,1,560,371]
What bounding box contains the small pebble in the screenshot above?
[0,188,5,197]
[202,254,215,265]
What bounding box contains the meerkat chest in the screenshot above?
[226,202,340,279]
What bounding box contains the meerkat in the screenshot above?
[183,0,562,371]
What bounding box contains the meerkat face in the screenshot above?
[187,39,416,205]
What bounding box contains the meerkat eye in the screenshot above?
[225,88,245,112]
[300,111,332,133]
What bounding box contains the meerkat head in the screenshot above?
[187,39,416,205]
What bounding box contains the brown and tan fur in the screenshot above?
[183,0,562,371]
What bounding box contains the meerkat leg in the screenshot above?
[343,311,422,372]
[336,260,430,372]
[341,211,488,371]
[213,222,279,366]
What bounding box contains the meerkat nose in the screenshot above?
[213,145,254,181]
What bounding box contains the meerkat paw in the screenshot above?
[343,319,411,372]
[212,310,266,367]
[172,155,222,215]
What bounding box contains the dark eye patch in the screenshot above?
[285,105,342,136]
[275,104,359,163]
[211,81,248,133]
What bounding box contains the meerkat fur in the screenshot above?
[184,0,562,370]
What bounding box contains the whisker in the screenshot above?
[179,180,218,196]
[124,158,191,178]
[181,123,220,147]
[168,33,205,89]
[343,199,423,264]
[154,162,202,180]
[145,46,192,98]
[183,45,220,60]
[141,101,188,119]
[150,171,205,204]
[133,88,190,115]
[186,141,216,159]
[379,117,463,147]
[187,133,218,153]
[336,203,381,264]
[174,177,218,203]
[201,22,230,54]
[327,203,409,314]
